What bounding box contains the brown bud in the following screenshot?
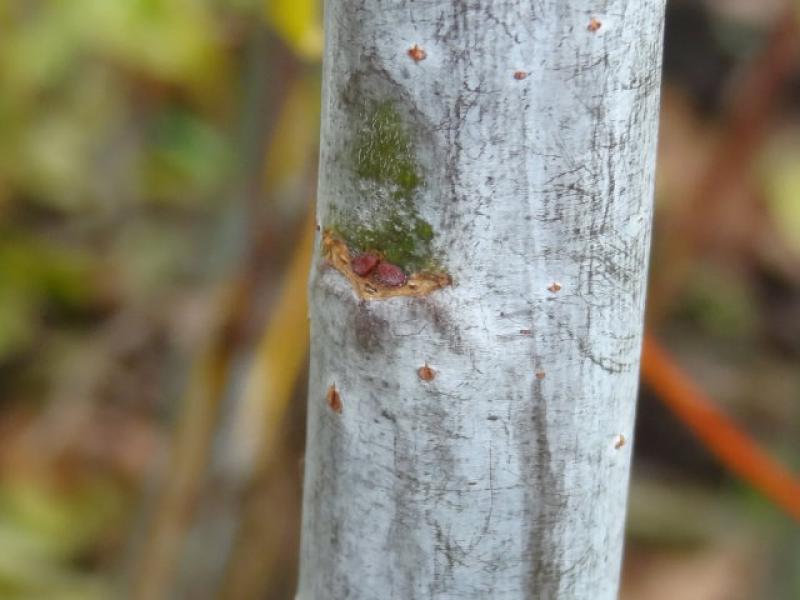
[374,261,407,287]
[351,252,380,277]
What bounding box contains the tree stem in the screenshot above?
[299,2,665,597]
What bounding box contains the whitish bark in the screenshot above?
[299,2,664,598]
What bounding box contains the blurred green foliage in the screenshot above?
[0,478,126,599]
[0,0,243,362]
[0,235,92,359]
[0,0,234,212]
[0,0,320,596]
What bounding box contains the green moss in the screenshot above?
[352,101,421,200]
[328,97,445,274]
[414,218,433,242]
[331,213,437,273]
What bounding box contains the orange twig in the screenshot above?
[641,334,800,522]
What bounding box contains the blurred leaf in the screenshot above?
[0,478,126,556]
[81,0,230,98]
[0,3,83,96]
[0,477,124,598]
[0,239,91,307]
[674,265,755,339]
[0,0,232,213]
[265,0,323,60]
[0,237,94,360]
[762,139,800,256]
[112,220,195,298]
[0,543,110,600]
[16,102,106,213]
[0,285,36,360]
[145,110,233,204]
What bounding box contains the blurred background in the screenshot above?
[0,0,798,598]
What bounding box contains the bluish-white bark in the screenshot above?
[299,2,665,598]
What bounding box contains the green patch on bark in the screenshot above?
[328,99,442,274]
[329,213,437,273]
[353,101,421,200]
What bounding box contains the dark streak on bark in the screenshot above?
[523,377,569,597]
[353,301,389,353]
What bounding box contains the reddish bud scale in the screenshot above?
[374,261,407,287]
[351,252,380,277]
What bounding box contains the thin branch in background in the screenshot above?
[131,26,299,600]
[218,206,315,600]
[131,329,233,600]
[640,4,800,526]
[641,333,800,522]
